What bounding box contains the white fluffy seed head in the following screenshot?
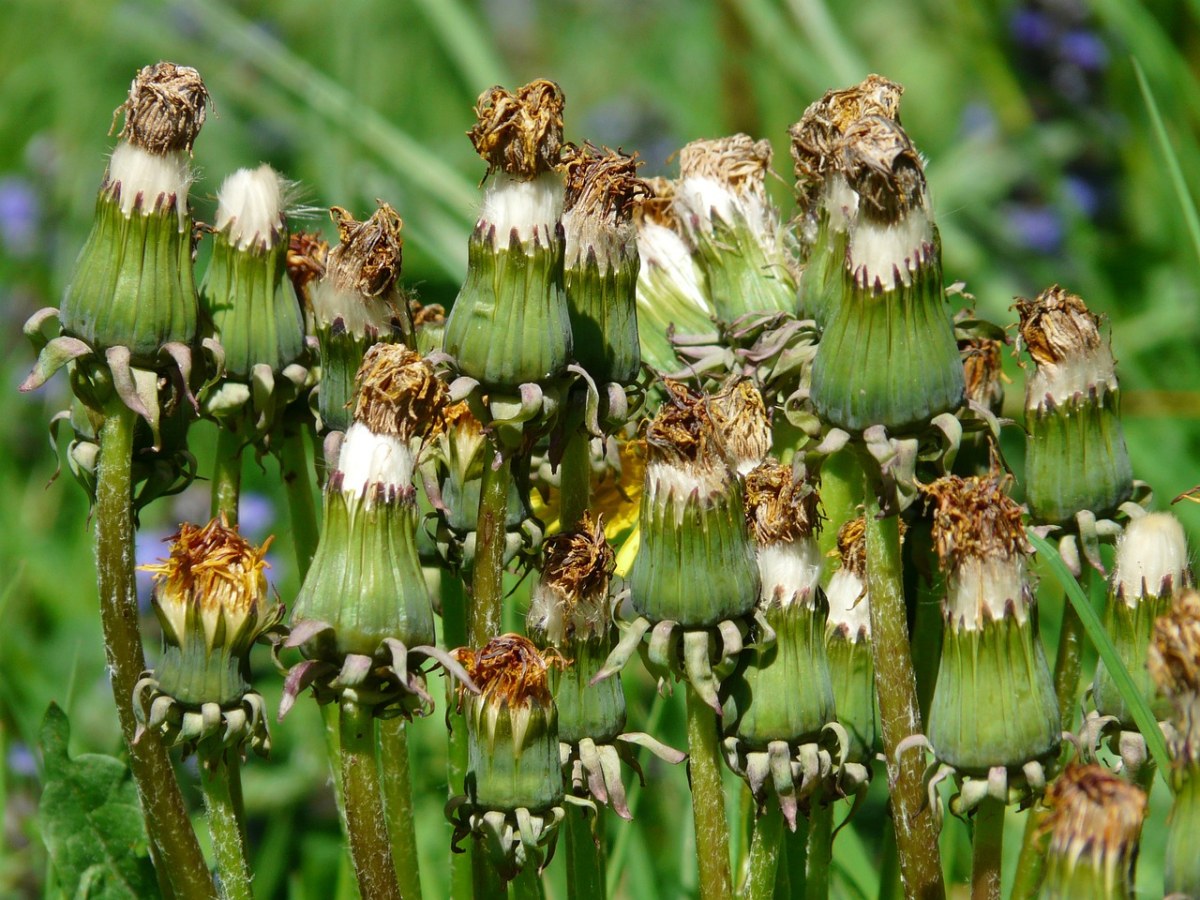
[945,555,1031,631]
[214,164,287,252]
[758,539,822,610]
[826,567,870,638]
[1113,512,1192,606]
[107,142,192,224]
[336,422,415,498]
[848,204,933,289]
[478,170,562,246]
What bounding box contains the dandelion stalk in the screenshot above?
[212,426,243,524]
[278,425,320,578]
[565,807,605,900]
[471,450,512,648]
[686,686,734,900]
[379,718,423,900]
[805,802,833,900]
[744,804,784,900]
[1051,586,1088,732]
[441,573,474,899]
[558,430,591,531]
[970,797,1003,900]
[339,699,401,900]
[199,756,253,900]
[97,402,215,900]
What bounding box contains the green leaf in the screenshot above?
[1026,530,1174,786]
[37,704,158,900]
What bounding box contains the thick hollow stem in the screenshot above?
[1010,808,1048,899]
[471,447,512,648]
[1052,581,1088,732]
[200,757,254,900]
[441,573,474,899]
[211,426,243,524]
[278,428,320,580]
[686,685,734,900]
[566,804,605,900]
[558,428,591,530]
[744,806,784,900]
[862,471,946,900]
[379,718,423,900]
[804,802,833,900]
[508,863,545,900]
[96,403,215,900]
[338,700,401,900]
[971,797,1004,900]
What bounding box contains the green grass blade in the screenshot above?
[1026,529,1173,785]
[1134,58,1200,269]
[410,0,511,93]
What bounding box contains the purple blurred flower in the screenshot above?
[0,176,40,258]
[1007,203,1064,254]
[1059,30,1109,72]
[1010,8,1054,48]
[7,742,37,778]
[135,528,174,613]
[239,492,276,538]
[1064,175,1101,218]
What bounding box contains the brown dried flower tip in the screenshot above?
[562,144,646,224]
[960,334,1006,410]
[352,343,447,441]
[328,203,404,298]
[469,79,565,178]
[678,134,772,196]
[789,73,904,193]
[287,230,329,307]
[644,379,720,467]
[1037,763,1146,878]
[456,634,566,707]
[835,517,868,578]
[411,300,446,329]
[709,378,772,474]
[838,116,926,223]
[633,177,678,231]
[113,62,210,155]
[1015,285,1103,368]
[922,469,1029,571]
[743,461,821,545]
[541,513,615,608]
[1149,587,1200,700]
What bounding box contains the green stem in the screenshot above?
[685,685,733,900]
[471,448,511,648]
[211,426,243,524]
[199,757,253,900]
[279,428,320,580]
[1052,576,1088,732]
[861,469,945,900]
[508,863,545,900]
[566,805,604,900]
[96,403,215,900]
[441,573,474,899]
[559,429,591,530]
[783,816,808,898]
[1010,808,1048,899]
[338,700,401,900]
[379,718,423,900]
[745,806,784,900]
[971,798,1004,900]
[804,802,832,900]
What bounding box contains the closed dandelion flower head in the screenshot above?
[469,79,565,178]
[530,514,615,646]
[352,343,448,443]
[743,461,821,546]
[112,61,210,155]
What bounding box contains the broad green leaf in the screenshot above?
[37,704,158,900]
[1026,530,1173,785]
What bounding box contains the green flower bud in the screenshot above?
[200,165,305,380]
[1018,285,1132,524]
[923,471,1059,774]
[60,63,209,365]
[1093,512,1191,727]
[825,518,880,760]
[528,514,625,743]
[673,135,798,322]
[412,301,447,356]
[809,115,964,433]
[723,462,833,746]
[790,74,903,326]
[561,144,644,385]
[633,180,716,372]
[443,80,573,388]
[629,380,759,627]
[1037,764,1146,900]
[1149,588,1200,896]
[458,634,566,812]
[311,204,409,432]
[291,344,447,661]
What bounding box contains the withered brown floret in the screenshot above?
[921,469,1029,571]
[469,79,565,178]
[112,62,210,155]
[961,335,1006,411]
[643,379,721,467]
[352,343,448,442]
[1149,587,1200,700]
[456,634,566,708]
[286,230,329,309]
[678,135,772,195]
[633,177,678,232]
[1015,285,1103,368]
[562,143,647,224]
[1036,763,1146,877]
[328,204,404,298]
[743,461,821,545]
[835,517,868,579]
[838,116,926,223]
[709,378,772,472]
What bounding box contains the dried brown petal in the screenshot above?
[1015,285,1103,368]
[838,116,926,223]
[328,203,404,298]
[352,343,447,442]
[112,62,210,155]
[921,468,1029,570]
[469,79,565,178]
[1037,763,1145,882]
[743,461,821,544]
[678,134,772,196]
[456,634,565,707]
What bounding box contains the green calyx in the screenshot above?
[799,205,849,328]
[1093,592,1173,728]
[825,626,878,761]
[443,224,573,389]
[1024,390,1133,525]
[810,244,963,433]
[550,636,626,745]
[723,602,835,747]
[692,213,797,323]
[60,189,198,365]
[565,247,640,384]
[316,326,397,433]
[630,476,759,627]
[928,615,1059,774]
[466,693,564,812]
[1166,764,1200,898]
[155,625,252,708]
[201,230,305,381]
[291,483,434,661]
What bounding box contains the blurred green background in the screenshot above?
[3,0,1200,896]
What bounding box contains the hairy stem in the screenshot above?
[441,573,473,899]
[339,700,401,900]
[744,806,784,900]
[211,425,243,524]
[805,802,832,900]
[862,469,945,900]
[558,428,591,530]
[566,804,605,900]
[96,403,215,900]
[971,797,1004,900]
[1052,578,1088,732]
[379,718,423,900]
[686,686,733,900]
[200,757,253,900]
[471,448,511,648]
